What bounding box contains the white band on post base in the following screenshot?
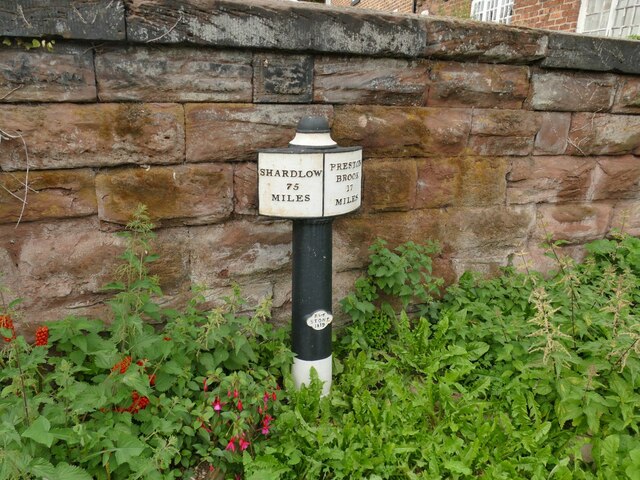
[292,356,332,397]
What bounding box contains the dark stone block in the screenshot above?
[253,53,313,103]
[126,0,426,57]
[542,33,640,74]
[0,0,126,40]
[422,17,548,63]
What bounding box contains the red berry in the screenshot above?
[148,374,156,386]
[0,315,16,343]
[35,326,49,346]
[112,356,132,374]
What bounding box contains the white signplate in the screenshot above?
[323,150,362,217]
[258,148,362,218]
[306,310,333,331]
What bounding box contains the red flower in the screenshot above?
[239,436,250,451]
[35,326,49,347]
[0,315,16,343]
[212,397,223,412]
[226,437,236,452]
[261,414,273,435]
[236,399,243,412]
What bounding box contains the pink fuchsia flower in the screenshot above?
[233,388,239,399]
[236,399,243,412]
[263,392,270,406]
[239,436,250,451]
[261,414,273,435]
[212,397,223,412]
[226,437,236,452]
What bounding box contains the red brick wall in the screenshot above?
[332,0,414,13]
[417,0,472,18]
[511,0,581,31]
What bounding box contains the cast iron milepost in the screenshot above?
[257,117,363,396]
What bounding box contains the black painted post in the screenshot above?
[291,218,333,393]
[257,116,362,396]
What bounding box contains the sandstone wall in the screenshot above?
[1,0,639,328]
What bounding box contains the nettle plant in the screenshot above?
[0,205,292,480]
[246,233,640,479]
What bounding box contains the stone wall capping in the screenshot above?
[0,0,126,41]
[1,1,638,73]
[541,31,640,75]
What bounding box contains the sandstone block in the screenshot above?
[0,0,125,40]
[0,218,123,323]
[0,43,96,102]
[314,56,429,106]
[612,77,640,114]
[189,219,291,288]
[96,46,252,102]
[533,112,571,155]
[96,164,233,227]
[185,104,334,162]
[437,205,535,258]
[423,17,548,62]
[529,72,617,112]
[334,211,433,272]
[334,205,534,271]
[427,61,529,109]
[415,156,508,208]
[0,217,190,324]
[513,243,587,276]
[332,105,472,158]
[451,257,509,279]
[254,53,313,103]
[507,156,596,204]
[362,159,417,212]
[591,156,640,200]
[0,169,96,224]
[610,200,640,237]
[233,162,258,215]
[567,113,640,156]
[469,109,541,156]
[534,203,613,243]
[0,103,184,171]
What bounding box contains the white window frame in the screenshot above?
[470,0,515,24]
[577,0,640,37]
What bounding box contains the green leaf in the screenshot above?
[444,459,472,475]
[22,416,54,448]
[600,435,620,468]
[53,463,92,480]
[114,436,146,466]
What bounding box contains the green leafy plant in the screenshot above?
[340,239,442,347]
[1,37,55,51]
[245,234,640,479]
[0,205,292,479]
